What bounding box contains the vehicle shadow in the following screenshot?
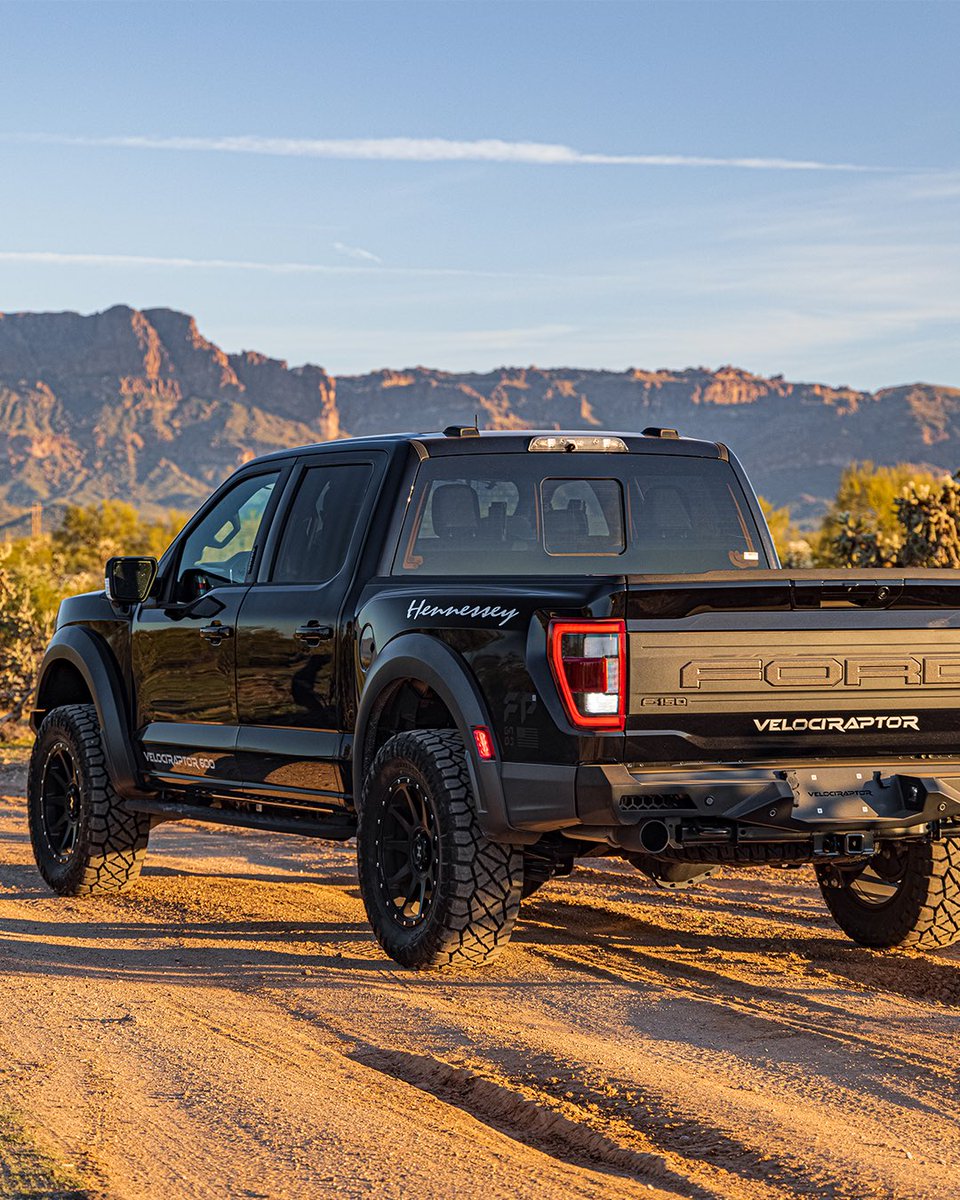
[519,889,960,1006]
[518,895,960,1085]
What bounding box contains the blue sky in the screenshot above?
[0,0,957,388]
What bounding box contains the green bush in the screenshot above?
[0,502,185,734]
[823,472,960,569]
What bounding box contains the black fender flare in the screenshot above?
[353,632,537,845]
[32,625,149,800]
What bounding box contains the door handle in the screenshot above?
[294,622,333,645]
[199,622,234,643]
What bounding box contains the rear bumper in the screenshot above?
[500,759,960,849]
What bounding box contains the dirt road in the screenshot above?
[1,751,959,1200]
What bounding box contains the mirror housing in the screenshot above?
[105,556,158,605]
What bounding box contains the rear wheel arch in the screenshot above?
[354,633,535,844]
[361,678,457,776]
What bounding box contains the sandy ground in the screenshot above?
[1,752,960,1199]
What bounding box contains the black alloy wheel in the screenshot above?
[37,741,83,862]
[28,704,151,896]
[837,843,912,908]
[377,775,440,928]
[357,729,523,970]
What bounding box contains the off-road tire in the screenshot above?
[28,704,151,896]
[357,730,523,970]
[817,838,960,951]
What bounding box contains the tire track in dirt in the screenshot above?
[2,772,960,1198]
[349,1043,720,1199]
[525,890,960,1064]
[262,935,950,1200]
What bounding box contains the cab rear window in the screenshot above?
[393,453,769,576]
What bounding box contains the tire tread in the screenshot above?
[818,837,960,951]
[28,704,150,896]
[358,729,522,970]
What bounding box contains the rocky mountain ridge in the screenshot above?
[1,304,958,533]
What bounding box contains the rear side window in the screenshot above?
[271,463,373,583]
[394,453,768,576]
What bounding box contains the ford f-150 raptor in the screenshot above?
[27,427,960,968]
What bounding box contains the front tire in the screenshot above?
[357,730,523,970]
[28,704,151,896]
[816,838,960,951]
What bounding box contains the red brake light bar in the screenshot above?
[547,619,626,731]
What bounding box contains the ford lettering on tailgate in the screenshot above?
[680,654,960,690]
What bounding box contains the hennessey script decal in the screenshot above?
[407,599,519,627]
[754,715,919,733]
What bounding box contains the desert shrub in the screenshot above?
[897,476,960,568]
[0,542,57,726]
[0,503,184,734]
[823,473,960,569]
[818,462,943,566]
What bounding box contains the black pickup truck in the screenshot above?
[27,427,960,968]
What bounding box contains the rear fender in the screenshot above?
[354,632,537,844]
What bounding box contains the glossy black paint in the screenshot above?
[132,587,249,785]
[230,449,388,798]
[32,427,960,850]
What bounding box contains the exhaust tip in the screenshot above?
[638,819,671,855]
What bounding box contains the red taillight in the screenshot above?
[472,725,496,760]
[548,620,626,731]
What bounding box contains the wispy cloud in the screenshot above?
[0,247,670,286]
[2,132,899,173]
[0,249,517,279]
[332,241,382,264]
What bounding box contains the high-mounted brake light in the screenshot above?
[548,620,626,731]
[528,435,627,453]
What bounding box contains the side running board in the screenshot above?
[125,797,357,840]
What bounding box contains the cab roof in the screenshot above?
[248,428,727,466]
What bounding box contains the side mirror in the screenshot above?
[105,556,158,605]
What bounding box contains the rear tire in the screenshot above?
[357,730,523,970]
[28,704,151,896]
[816,838,960,950]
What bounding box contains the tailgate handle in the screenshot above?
[792,579,902,608]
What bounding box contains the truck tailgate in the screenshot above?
[625,569,960,764]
